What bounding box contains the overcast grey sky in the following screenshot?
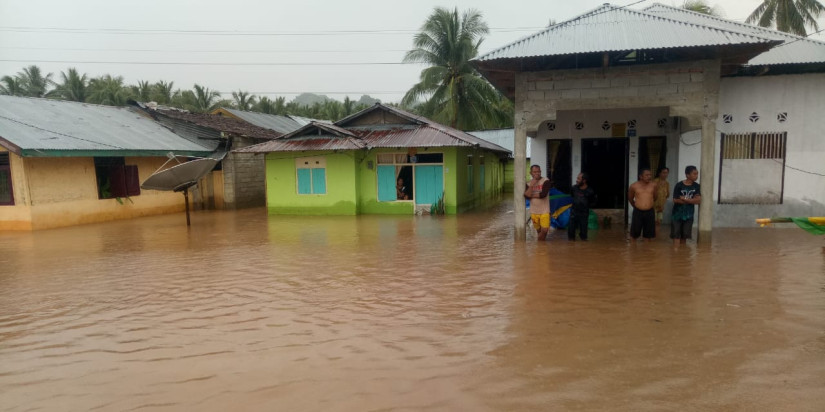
[0,0,821,103]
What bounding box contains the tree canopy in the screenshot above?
[746,0,825,36]
[402,7,512,130]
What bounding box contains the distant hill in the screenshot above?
[289,93,381,107]
[291,93,330,107]
[356,95,381,106]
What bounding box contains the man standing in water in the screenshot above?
[569,172,596,241]
[628,168,657,241]
[524,165,552,241]
[671,165,701,248]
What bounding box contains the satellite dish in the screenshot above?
[142,153,225,226]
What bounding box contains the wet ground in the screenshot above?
[1,201,824,411]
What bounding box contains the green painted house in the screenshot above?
[238,104,511,215]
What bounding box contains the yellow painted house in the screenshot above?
[0,96,217,230]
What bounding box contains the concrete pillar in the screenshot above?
[697,61,720,243]
[514,121,527,241]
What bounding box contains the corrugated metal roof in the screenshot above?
[237,136,367,152]
[477,3,778,61]
[643,3,825,65]
[0,96,213,157]
[238,104,511,155]
[467,129,532,158]
[151,108,283,140]
[219,108,304,134]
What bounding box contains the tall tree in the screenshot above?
[17,65,53,97]
[152,80,175,104]
[131,80,152,102]
[402,7,511,130]
[0,75,24,96]
[88,74,131,106]
[192,84,222,113]
[746,0,825,36]
[232,90,256,111]
[682,0,719,15]
[52,68,89,102]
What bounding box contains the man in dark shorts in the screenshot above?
[671,165,701,248]
[569,172,597,241]
[627,168,656,242]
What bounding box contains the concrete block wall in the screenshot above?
[224,152,266,209]
[516,60,718,131]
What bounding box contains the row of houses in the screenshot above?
[2,2,823,233]
[0,96,509,230]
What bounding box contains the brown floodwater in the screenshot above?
[1,202,824,411]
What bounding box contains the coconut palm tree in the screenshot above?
[0,75,24,96]
[746,0,825,36]
[17,65,53,97]
[88,74,131,106]
[682,0,719,15]
[232,90,256,111]
[131,80,152,102]
[192,84,222,113]
[152,80,175,104]
[52,68,89,102]
[402,7,511,130]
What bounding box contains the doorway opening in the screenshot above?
[581,138,628,209]
[546,139,572,193]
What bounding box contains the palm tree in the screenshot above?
[88,74,131,106]
[131,80,152,102]
[402,7,511,130]
[231,90,256,111]
[192,84,221,113]
[682,0,719,15]
[17,65,53,97]
[0,75,24,96]
[746,0,825,36]
[52,68,89,102]
[152,80,175,104]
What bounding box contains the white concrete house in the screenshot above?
[473,3,825,238]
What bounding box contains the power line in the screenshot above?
[0,26,547,36]
[0,46,410,54]
[0,59,413,66]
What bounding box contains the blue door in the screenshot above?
[414,165,443,205]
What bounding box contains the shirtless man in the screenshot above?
[628,168,657,241]
[524,165,552,241]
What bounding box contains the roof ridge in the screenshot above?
[476,2,778,61]
[643,2,825,46]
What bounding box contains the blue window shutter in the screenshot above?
[480,164,485,191]
[311,168,326,194]
[297,168,311,194]
[377,165,397,201]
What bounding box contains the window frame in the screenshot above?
[718,132,787,205]
[93,157,141,200]
[295,156,327,195]
[375,151,444,203]
[0,153,14,206]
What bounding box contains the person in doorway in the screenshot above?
[671,165,701,247]
[524,165,552,241]
[627,168,657,241]
[569,172,597,241]
[653,167,670,225]
[396,177,409,200]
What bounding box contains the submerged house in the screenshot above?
[0,96,216,230]
[134,103,287,210]
[238,103,510,215]
[473,3,825,237]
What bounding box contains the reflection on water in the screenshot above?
[1,202,824,411]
